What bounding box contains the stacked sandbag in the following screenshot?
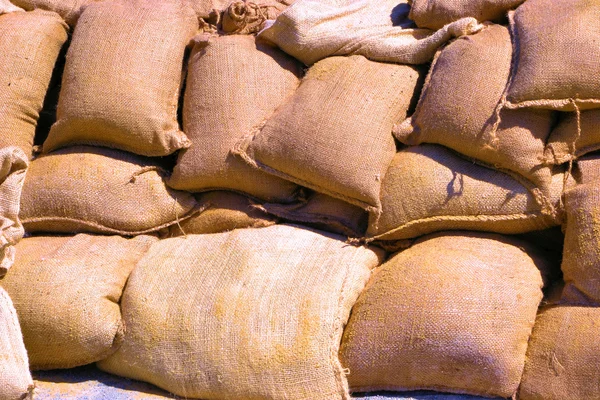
[98,224,384,399]
[340,232,555,398]
[9,0,90,25]
[1,234,157,370]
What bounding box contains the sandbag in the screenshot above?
[505,0,600,111]
[10,0,89,25]
[574,152,600,184]
[165,191,277,237]
[20,146,199,235]
[0,9,68,159]
[0,287,33,400]
[369,145,561,243]
[168,34,301,202]
[258,191,368,237]
[1,234,158,370]
[545,110,600,164]
[395,24,554,194]
[258,0,483,66]
[0,0,24,13]
[98,224,384,400]
[42,0,198,157]
[235,55,422,218]
[340,232,551,398]
[221,0,292,34]
[408,0,524,30]
[0,147,29,278]
[519,305,600,400]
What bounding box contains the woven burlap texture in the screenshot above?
[545,110,600,164]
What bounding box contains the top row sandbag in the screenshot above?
[41,0,198,157]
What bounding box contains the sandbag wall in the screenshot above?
[0,0,598,399]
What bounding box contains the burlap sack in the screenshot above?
[394,24,554,194]
[519,305,600,400]
[545,110,600,164]
[20,146,199,235]
[0,9,68,159]
[408,0,524,30]
[10,0,89,25]
[168,34,301,202]
[0,287,34,400]
[505,0,600,111]
[165,191,277,237]
[370,145,561,243]
[340,232,551,398]
[0,147,29,279]
[98,224,384,400]
[42,0,198,157]
[573,152,600,184]
[258,191,368,237]
[258,0,483,66]
[235,55,422,217]
[221,0,292,34]
[0,0,24,13]
[560,182,600,305]
[1,234,158,370]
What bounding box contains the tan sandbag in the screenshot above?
[369,145,561,243]
[258,191,368,237]
[166,191,277,237]
[235,55,422,218]
[340,232,551,398]
[10,0,89,25]
[42,0,198,157]
[408,0,524,30]
[545,110,600,164]
[1,234,158,370]
[0,0,24,14]
[0,9,68,159]
[168,34,301,202]
[0,147,29,279]
[0,287,33,400]
[519,305,600,400]
[221,0,291,34]
[98,224,384,400]
[505,0,600,111]
[395,24,554,194]
[20,146,199,235]
[574,152,600,184]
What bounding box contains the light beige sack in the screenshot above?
[519,305,600,400]
[340,232,551,398]
[10,0,89,25]
[168,34,301,202]
[235,55,422,219]
[573,152,600,184]
[43,0,198,157]
[408,0,524,30]
[504,0,600,111]
[545,110,600,164]
[98,224,384,400]
[0,9,68,159]
[165,191,277,237]
[1,234,157,370]
[370,145,561,243]
[0,147,29,279]
[0,0,24,13]
[0,287,34,400]
[258,0,483,66]
[20,146,199,235]
[395,24,554,195]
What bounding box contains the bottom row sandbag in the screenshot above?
[339,232,556,398]
[97,224,384,400]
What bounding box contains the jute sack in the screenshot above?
[10,0,89,25]
[165,191,277,237]
[98,224,384,400]
[1,234,158,370]
[545,110,600,164]
[504,0,600,111]
[519,305,600,400]
[369,145,561,243]
[0,287,33,400]
[0,0,24,12]
[0,9,68,159]
[221,0,293,34]
[258,0,483,66]
[235,55,422,218]
[20,146,199,235]
[394,24,554,195]
[168,34,301,202]
[340,232,551,398]
[573,152,600,184]
[42,0,198,157]
[258,191,368,237]
[0,147,29,279]
[560,182,600,305]
[408,0,524,30]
